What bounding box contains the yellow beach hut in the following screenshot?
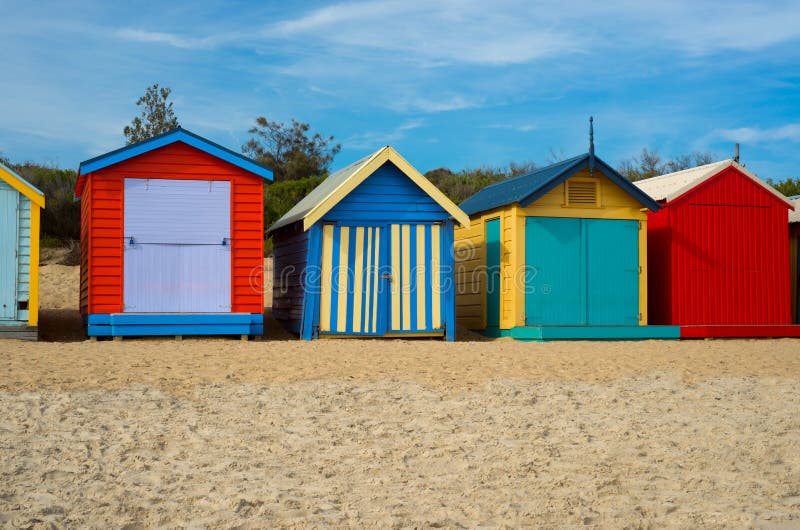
[454,123,678,340]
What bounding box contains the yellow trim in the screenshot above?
[352,227,365,332]
[372,227,380,332]
[364,227,373,333]
[0,164,45,209]
[28,204,41,327]
[401,224,411,330]
[416,224,426,330]
[431,224,441,328]
[319,224,334,331]
[336,226,350,332]
[303,147,470,230]
[391,224,401,330]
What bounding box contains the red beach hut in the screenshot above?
[635,159,798,338]
[76,128,273,337]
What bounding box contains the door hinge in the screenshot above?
[638,312,643,322]
[639,265,643,274]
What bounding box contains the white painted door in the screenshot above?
[123,179,231,313]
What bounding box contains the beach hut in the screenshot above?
[268,146,469,341]
[76,128,273,337]
[0,162,45,340]
[635,159,799,338]
[789,196,800,323]
[454,134,675,341]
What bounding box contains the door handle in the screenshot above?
[381,273,393,282]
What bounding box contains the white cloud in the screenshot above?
[716,124,800,143]
[344,119,426,149]
[486,123,538,133]
[115,28,244,50]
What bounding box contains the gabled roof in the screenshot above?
[634,159,793,207]
[268,146,470,233]
[75,127,273,197]
[789,196,800,223]
[0,161,46,208]
[458,153,660,216]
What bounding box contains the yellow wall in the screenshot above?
[28,203,41,327]
[455,167,650,330]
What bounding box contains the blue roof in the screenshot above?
[458,153,660,215]
[77,127,273,187]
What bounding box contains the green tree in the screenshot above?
[11,162,80,241]
[243,117,341,182]
[123,83,180,144]
[618,148,716,181]
[264,175,326,230]
[768,177,800,197]
[425,161,537,204]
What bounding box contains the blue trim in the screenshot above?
[78,128,273,181]
[345,227,356,333]
[86,313,263,337]
[409,225,417,331]
[301,224,322,340]
[329,225,341,333]
[443,220,456,342]
[424,224,433,331]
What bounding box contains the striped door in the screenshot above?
[318,223,444,335]
[319,225,383,334]
[388,223,444,333]
[0,189,18,320]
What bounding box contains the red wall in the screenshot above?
[647,166,791,325]
[81,142,264,315]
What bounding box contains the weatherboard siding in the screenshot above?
[272,221,310,332]
[321,161,448,223]
[83,142,264,315]
[456,169,650,331]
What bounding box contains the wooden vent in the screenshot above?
[566,180,598,206]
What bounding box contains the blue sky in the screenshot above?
[2,0,800,179]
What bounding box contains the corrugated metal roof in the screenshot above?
[458,153,660,216]
[268,149,380,232]
[634,159,793,207]
[789,196,800,223]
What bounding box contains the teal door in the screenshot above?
[525,217,584,325]
[0,189,18,321]
[486,218,501,327]
[525,217,639,326]
[586,219,639,325]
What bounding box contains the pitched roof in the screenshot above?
[0,161,46,208]
[458,153,660,216]
[634,159,793,207]
[75,127,273,198]
[789,196,800,223]
[268,146,470,233]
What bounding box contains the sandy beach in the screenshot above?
[0,262,799,527]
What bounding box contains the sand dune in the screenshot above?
[0,263,799,527]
